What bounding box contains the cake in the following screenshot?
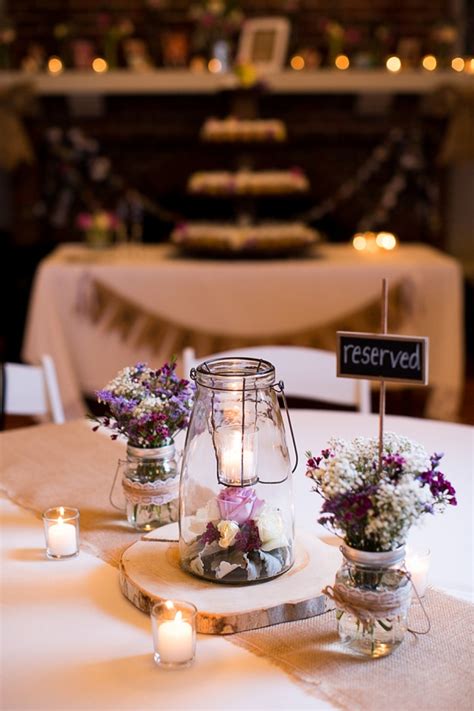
[171,222,319,256]
[187,169,309,196]
[201,117,287,142]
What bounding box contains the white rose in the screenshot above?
[217,520,240,549]
[256,507,288,552]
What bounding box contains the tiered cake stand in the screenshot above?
[171,116,319,258]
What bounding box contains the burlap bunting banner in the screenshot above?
[76,275,410,359]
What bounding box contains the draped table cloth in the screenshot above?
[22,243,464,420]
[1,410,472,710]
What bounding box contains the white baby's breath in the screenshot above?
[306,432,450,551]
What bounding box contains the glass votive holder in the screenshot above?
[151,600,197,670]
[405,546,431,598]
[42,506,80,560]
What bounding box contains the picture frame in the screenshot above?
[237,17,290,74]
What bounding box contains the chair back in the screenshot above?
[183,345,370,413]
[2,355,65,424]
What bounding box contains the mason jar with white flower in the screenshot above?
[306,433,457,658]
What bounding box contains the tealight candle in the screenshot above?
[43,506,80,559]
[151,600,197,669]
[406,547,430,598]
[216,429,258,486]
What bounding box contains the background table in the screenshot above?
[1,411,472,710]
[22,243,464,420]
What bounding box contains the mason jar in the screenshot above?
[122,443,179,531]
[179,357,295,584]
[334,544,412,658]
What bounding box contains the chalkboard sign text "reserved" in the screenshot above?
[337,332,429,384]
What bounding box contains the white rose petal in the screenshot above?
[217,520,240,548]
[257,507,288,551]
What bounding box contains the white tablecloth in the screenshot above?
[22,243,464,420]
[1,411,472,711]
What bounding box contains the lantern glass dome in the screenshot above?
[179,357,295,584]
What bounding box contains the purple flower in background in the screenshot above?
[217,487,264,524]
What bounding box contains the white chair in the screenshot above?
[2,355,65,425]
[183,345,371,414]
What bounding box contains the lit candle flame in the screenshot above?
[175,611,183,622]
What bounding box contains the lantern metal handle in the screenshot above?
[275,380,299,475]
[256,380,298,484]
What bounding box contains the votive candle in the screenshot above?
[151,600,197,669]
[43,506,80,559]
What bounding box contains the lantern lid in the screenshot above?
[192,357,276,391]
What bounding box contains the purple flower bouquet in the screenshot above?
[306,432,457,657]
[93,361,194,530]
[93,360,194,448]
[305,432,457,552]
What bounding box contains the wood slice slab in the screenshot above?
[119,523,341,634]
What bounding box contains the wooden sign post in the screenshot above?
[379,278,388,469]
[337,278,429,470]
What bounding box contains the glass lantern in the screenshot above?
[179,357,296,584]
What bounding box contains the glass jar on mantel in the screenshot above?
[179,357,296,584]
[118,442,179,531]
[332,544,412,658]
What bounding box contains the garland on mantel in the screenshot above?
[300,127,440,235]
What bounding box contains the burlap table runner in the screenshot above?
[0,419,138,567]
[1,420,473,710]
[230,591,473,711]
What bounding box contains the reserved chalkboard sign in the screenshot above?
[337,331,429,384]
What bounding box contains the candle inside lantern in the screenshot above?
[43,506,80,559]
[406,547,430,598]
[216,429,258,486]
[151,600,197,669]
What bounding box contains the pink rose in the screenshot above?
[217,487,264,524]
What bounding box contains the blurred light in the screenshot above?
[386,56,402,72]
[92,57,108,73]
[376,231,397,250]
[422,55,437,71]
[190,56,206,72]
[451,57,465,72]
[466,58,474,74]
[365,232,379,252]
[290,55,305,71]
[47,56,63,74]
[208,58,222,73]
[352,234,367,251]
[335,54,350,70]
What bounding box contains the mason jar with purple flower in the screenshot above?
[306,433,457,657]
[93,361,194,531]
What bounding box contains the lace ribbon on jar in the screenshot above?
[122,476,179,506]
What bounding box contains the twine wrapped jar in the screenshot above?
[326,544,411,658]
